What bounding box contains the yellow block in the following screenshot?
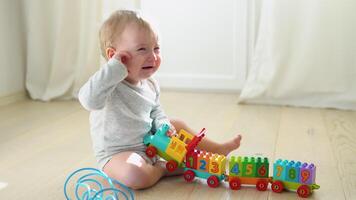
[165,137,187,163]
[209,154,227,175]
[177,129,194,144]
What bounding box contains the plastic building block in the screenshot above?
[242,157,257,177]
[209,154,226,175]
[177,129,195,144]
[299,163,316,185]
[256,157,269,178]
[273,159,289,181]
[166,137,187,163]
[229,156,242,176]
[197,151,212,172]
[185,149,199,169]
[285,160,301,183]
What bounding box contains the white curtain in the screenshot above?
[239,0,356,110]
[23,0,139,101]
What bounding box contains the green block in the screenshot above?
[255,157,269,178]
[242,157,257,177]
[229,156,241,176]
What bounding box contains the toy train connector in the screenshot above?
[143,124,320,198]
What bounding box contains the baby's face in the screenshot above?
[116,23,161,85]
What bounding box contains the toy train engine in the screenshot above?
[143,124,203,172]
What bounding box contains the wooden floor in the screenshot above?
[0,92,355,199]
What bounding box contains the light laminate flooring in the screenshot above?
[0,92,355,199]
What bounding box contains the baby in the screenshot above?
[78,10,242,190]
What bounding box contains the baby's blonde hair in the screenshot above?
[99,10,154,60]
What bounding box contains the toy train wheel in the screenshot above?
[297,185,311,198]
[256,179,268,191]
[271,181,284,193]
[145,146,157,158]
[229,178,241,190]
[184,170,195,182]
[166,160,178,172]
[207,175,220,188]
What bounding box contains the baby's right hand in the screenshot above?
[166,126,177,137]
[113,51,131,66]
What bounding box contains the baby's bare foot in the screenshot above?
[220,135,242,156]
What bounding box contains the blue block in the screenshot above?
[285,160,301,182]
[273,159,289,181]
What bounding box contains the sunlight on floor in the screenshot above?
[0,181,8,190]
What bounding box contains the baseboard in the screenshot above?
[160,87,242,94]
[155,73,244,92]
[0,91,28,107]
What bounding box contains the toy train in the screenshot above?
[143,124,320,198]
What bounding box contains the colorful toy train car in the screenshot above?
[228,156,271,191]
[143,124,320,198]
[272,159,320,197]
[184,149,227,187]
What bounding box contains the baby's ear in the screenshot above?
[106,47,116,59]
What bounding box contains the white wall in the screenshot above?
[102,0,140,19]
[0,0,247,100]
[0,0,25,98]
[141,0,247,92]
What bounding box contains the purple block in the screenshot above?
[299,162,316,184]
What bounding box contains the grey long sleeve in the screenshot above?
[78,58,128,111]
[78,58,169,168]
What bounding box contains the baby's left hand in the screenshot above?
[166,125,177,137]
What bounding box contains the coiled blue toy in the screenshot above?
[64,168,134,200]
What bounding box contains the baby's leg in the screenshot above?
[103,152,166,190]
[170,118,242,156]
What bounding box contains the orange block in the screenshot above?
[197,151,211,172]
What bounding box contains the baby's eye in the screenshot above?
[154,47,160,52]
[137,47,146,51]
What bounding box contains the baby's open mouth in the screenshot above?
[142,66,153,69]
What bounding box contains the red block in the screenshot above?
[185,149,199,169]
